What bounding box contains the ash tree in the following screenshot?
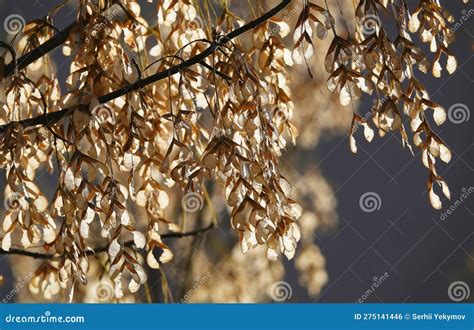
[0,0,462,302]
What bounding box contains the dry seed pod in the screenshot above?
[0,0,461,302]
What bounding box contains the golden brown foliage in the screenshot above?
[0,0,461,302]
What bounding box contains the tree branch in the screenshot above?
[0,0,291,134]
[0,222,215,260]
[3,22,76,79]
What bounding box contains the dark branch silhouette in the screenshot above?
[0,222,215,260]
[0,0,291,134]
[3,22,76,78]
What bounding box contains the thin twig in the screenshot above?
[0,222,215,260]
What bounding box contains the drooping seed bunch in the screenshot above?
[0,0,461,302]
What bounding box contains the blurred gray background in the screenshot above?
[0,0,472,303]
